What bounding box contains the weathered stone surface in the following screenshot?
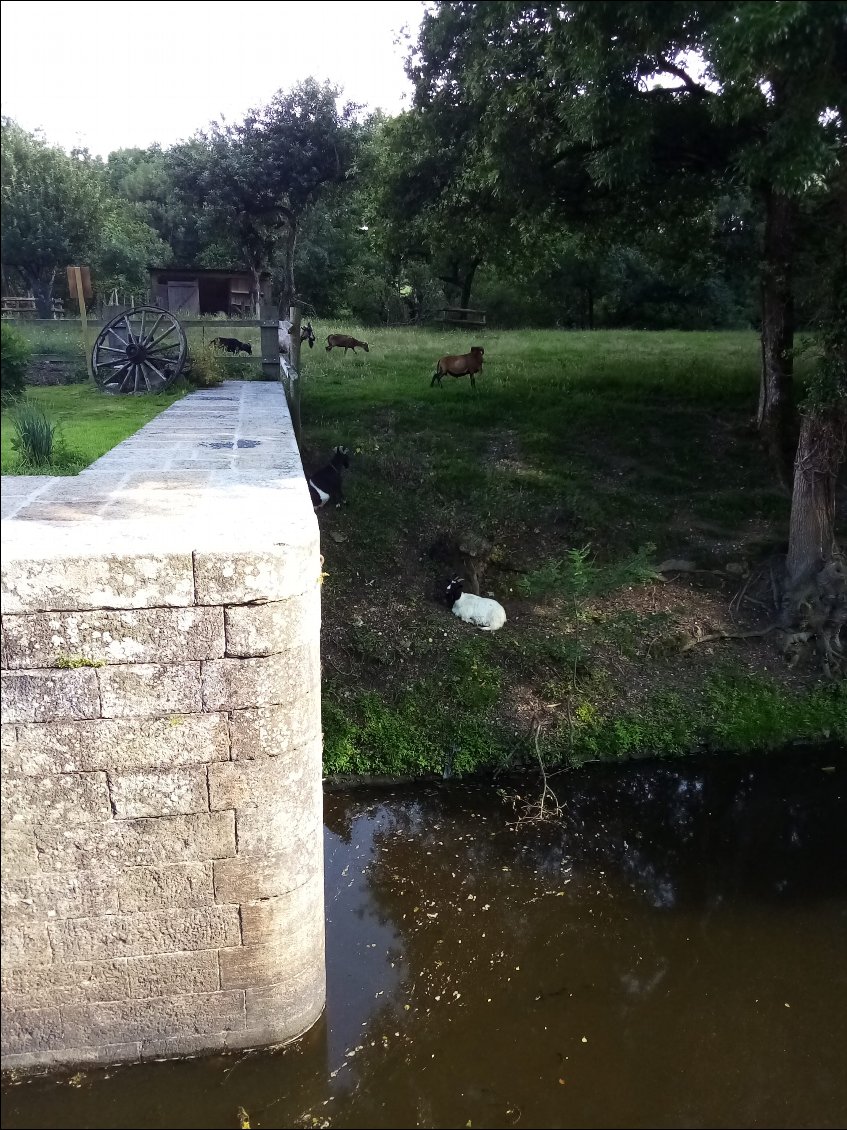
[1,607,225,668]
[0,823,38,876]
[98,663,202,719]
[240,881,324,948]
[49,906,240,961]
[0,1007,63,1056]
[140,1033,228,1061]
[224,589,320,658]
[209,755,305,811]
[1,960,129,1010]
[0,551,195,614]
[8,714,229,776]
[193,544,318,606]
[214,841,321,902]
[1,870,120,923]
[116,863,214,914]
[0,668,100,724]
[244,966,326,1031]
[1,920,53,968]
[225,1022,316,1052]
[109,767,209,818]
[202,646,318,711]
[1,771,110,825]
[126,950,219,999]
[62,990,246,1046]
[235,773,323,859]
[219,943,288,990]
[1,724,16,758]
[229,696,321,760]
[1,1043,141,1070]
[34,811,236,872]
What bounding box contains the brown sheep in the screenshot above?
[326,334,369,355]
[431,346,485,389]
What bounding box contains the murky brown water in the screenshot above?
[3,750,847,1130]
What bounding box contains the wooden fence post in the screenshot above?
[289,304,303,448]
[259,303,280,383]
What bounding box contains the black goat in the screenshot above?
[308,446,351,510]
[211,337,252,355]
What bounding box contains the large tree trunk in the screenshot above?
[460,257,481,311]
[785,404,846,587]
[28,270,55,318]
[277,223,298,317]
[758,188,799,490]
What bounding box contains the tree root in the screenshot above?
[688,555,846,677]
[680,625,780,652]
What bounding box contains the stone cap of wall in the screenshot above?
[1,383,320,613]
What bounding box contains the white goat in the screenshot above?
[445,577,506,631]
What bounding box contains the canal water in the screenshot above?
[3,750,846,1129]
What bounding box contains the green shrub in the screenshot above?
[186,342,225,389]
[1,322,30,400]
[11,401,56,467]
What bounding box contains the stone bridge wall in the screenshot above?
[0,382,325,1071]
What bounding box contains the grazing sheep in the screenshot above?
[326,334,369,355]
[445,576,506,631]
[431,346,484,389]
[308,446,351,509]
[211,337,252,355]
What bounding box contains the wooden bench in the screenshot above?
[441,306,486,329]
[1,296,64,318]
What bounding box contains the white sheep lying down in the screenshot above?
[445,577,507,631]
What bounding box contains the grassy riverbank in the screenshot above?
[300,326,845,771]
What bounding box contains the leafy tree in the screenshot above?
[105,145,219,267]
[406,0,847,657]
[367,109,492,311]
[1,118,107,316]
[170,79,359,314]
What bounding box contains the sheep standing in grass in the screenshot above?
[431,346,484,389]
[326,334,369,354]
[446,577,506,631]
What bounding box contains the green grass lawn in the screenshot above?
[1,383,184,474]
[292,325,844,771]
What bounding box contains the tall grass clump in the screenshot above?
[1,321,30,401]
[11,401,56,467]
[187,342,226,389]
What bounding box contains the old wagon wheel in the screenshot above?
[91,307,187,394]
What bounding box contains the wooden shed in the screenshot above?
[147,267,271,317]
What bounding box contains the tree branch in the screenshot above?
[654,56,705,93]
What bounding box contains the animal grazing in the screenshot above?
[431,346,484,389]
[308,446,351,510]
[445,576,506,631]
[211,337,252,355]
[326,334,369,355]
[278,320,316,361]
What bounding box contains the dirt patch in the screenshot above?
[26,358,87,387]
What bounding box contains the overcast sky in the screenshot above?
[0,0,426,156]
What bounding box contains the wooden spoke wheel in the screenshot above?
[91,307,187,394]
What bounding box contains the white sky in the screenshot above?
[0,0,426,156]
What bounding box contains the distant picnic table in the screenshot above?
[1,296,64,318]
[440,306,486,329]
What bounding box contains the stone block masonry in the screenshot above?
[1,382,326,1071]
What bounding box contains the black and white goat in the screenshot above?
[278,319,316,363]
[445,576,506,631]
[308,446,350,510]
